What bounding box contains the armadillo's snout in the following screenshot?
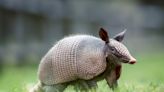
[129,58,136,64]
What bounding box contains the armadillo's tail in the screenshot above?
[29,81,43,92]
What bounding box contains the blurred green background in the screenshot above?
[0,0,164,92]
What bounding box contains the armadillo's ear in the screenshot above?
[114,29,126,42]
[99,28,109,43]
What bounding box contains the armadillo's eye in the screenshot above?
[111,47,115,52]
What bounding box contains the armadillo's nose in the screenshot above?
[129,58,136,64]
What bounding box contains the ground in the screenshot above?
[0,53,164,92]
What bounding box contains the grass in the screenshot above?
[0,53,164,92]
[0,66,37,92]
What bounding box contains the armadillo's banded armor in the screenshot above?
[38,35,107,85]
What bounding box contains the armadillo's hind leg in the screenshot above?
[43,83,68,92]
[75,80,98,92]
[73,80,90,92]
[72,80,97,92]
[43,85,57,92]
[79,80,90,92]
[86,80,97,92]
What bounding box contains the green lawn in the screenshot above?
[0,53,164,92]
[0,66,37,92]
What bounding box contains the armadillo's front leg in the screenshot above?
[105,65,121,90]
[105,70,117,90]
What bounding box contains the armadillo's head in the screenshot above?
[99,28,136,64]
[109,39,136,64]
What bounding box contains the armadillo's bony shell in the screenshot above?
[38,35,107,85]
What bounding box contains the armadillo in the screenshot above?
[30,28,136,92]
[67,28,136,91]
